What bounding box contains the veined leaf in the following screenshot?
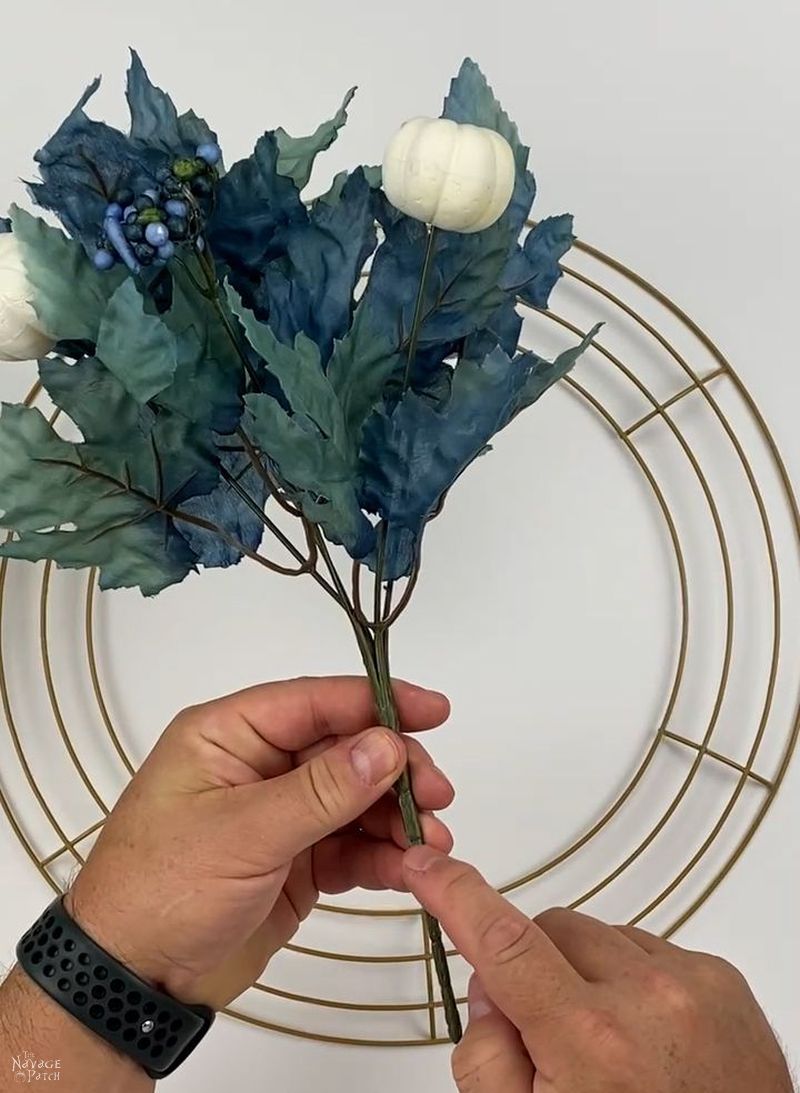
[359,327,600,579]
[11,207,124,342]
[276,88,356,190]
[155,263,245,433]
[245,389,373,559]
[0,396,219,595]
[96,279,178,403]
[233,304,345,445]
[442,57,536,242]
[179,446,267,568]
[126,49,182,153]
[257,169,377,361]
[28,77,158,246]
[501,215,575,308]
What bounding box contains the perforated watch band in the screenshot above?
[16,897,214,1079]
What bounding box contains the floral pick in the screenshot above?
[0,52,600,1040]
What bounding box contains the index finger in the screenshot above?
[404,847,582,1033]
[190,676,451,750]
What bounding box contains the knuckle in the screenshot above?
[694,952,745,989]
[438,861,484,904]
[571,1004,633,1065]
[638,966,699,1020]
[477,911,538,971]
[302,756,347,825]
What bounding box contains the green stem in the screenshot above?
[401,226,438,393]
[340,525,462,1043]
[368,623,463,1043]
[194,245,262,392]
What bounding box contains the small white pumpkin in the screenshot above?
[0,233,54,362]
[382,116,516,234]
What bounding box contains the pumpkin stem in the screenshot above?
[401,225,438,393]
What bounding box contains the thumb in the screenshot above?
[237,727,406,863]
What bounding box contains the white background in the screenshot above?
[0,0,798,1089]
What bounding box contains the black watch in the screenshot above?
[16,897,215,1080]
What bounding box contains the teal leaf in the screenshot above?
[0,396,219,595]
[39,355,154,448]
[244,384,373,559]
[327,314,404,445]
[234,306,344,444]
[511,323,602,418]
[32,355,218,503]
[96,279,178,403]
[11,207,125,342]
[276,88,356,190]
[154,263,245,433]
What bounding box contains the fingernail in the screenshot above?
[407,683,448,702]
[468,975,493,1022]
[351,729,400,786]
[403,845,443,873]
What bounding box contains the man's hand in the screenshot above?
[63,677,453,1010]
[404,848,793,1093]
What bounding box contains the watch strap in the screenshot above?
[17,897,214,1079]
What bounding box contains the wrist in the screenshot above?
[2,964,154,1092]
[62,883,199,1006]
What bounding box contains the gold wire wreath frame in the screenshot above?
[0,230,798,1048]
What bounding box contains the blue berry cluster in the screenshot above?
[93,142,221,273]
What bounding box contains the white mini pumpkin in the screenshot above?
[382,116,516,234]
[0,233,54,362]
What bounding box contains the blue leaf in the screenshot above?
[126,52,221,164]
[356,197,508,356]
[255,169,377,361]
[442,59,575,315]
[461,296,522,364]
[442,58,536,242]
[29,78,158,246]
[359,325,599,579]
[126,49,182,153]
[212,143,376,362]
[501,214,575,308]
[207,133,305,283]
[359,345,535,578]
[179,447,267,568]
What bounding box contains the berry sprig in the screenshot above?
[93,142,222,273]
